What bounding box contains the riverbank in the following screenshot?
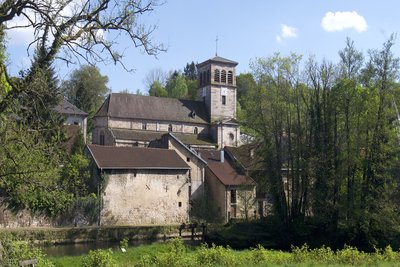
[0,224,181,245]
[48,238,400,267]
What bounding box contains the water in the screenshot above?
[39,240,157,257]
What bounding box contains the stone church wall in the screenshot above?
[100,169,190,225]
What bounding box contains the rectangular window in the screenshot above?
[99,133,105,145]
[178,202,182,207]
[142,122,147,130]
[188,186,192,198]
[231,190,237,204]
[222,95,226,105]
[186,157,190,162]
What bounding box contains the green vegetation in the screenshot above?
[47,238,400,267]
[240,36,400,250]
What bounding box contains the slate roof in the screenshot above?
[197,56,238,68]
[95,93,209,124]
[86,145,190,170]
[224,145,265,171]
[110,128,215,146]
[54,99,88,116]
[199,150,255,186]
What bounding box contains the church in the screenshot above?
[86,56,257,225]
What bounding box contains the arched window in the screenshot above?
[229,133,234,141]
[168,124,173,132]
[99,131,105,145]
[228,71,233,84]
[199,72,203,86]
[194,127,198,134]
[221,70,227,83]
[207,69,211,85]
[214,69,220,82]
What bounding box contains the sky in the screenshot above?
[5,0,400,94]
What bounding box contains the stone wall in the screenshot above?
[217,123,240,148]
[100,169,190,225]
[204,168,226,221]
[167,138,206,201]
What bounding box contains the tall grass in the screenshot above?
[48,238,400,267]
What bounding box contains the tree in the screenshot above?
[144,67,168,92]
[0,0,165,113]
[184,62,197,80]
[149,81,167,97]
[0,0,164,215]
[62,65,110,130]
[236,73,257,105]
[166,73,188,99]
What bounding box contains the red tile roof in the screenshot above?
[87,145,190,170]
[199,150,255,186]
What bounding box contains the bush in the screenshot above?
[80,249,115,267]
[0,234,54,267]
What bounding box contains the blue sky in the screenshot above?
[5,0,400,93]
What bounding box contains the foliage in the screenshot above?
[166,73,188,99]
[0,234,54,267]
[49,240,400,267]
[119,238,129,250]
[62,65,110,131]
[240,37,400,249]
[149,81,168,97]
[80,249,116,267]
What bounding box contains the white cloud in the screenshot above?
[321,11,367,33]
[276,24,297,43]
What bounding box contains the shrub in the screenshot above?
[119,238,128,250]
[80,249,115,267]
[0,234,54,267]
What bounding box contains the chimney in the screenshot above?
[220,149,224,163]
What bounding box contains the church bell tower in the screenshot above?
[196,56,238,122]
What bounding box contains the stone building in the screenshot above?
[86,145,191,225]
[89,55,256,224]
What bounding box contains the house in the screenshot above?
[89,55,258,224]
[199,149,256,222]
[54,99,88,143]
[86,144,191,225]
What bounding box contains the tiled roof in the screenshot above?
[197,56,238,68]
[110,128,215,146]
[199,150,255,186]
[95,93,209,124]
[87,145,190,170]
[224,145,265,171]
[54,99,88,116]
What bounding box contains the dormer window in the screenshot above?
[190,111,196,118]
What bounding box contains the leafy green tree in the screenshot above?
[62,65,110,130]
[149,81,168,97]
[166,73,188,99]
[236,73,257,105]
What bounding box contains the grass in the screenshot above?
[47,239,400,267]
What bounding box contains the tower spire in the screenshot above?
[215,35,218,56]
